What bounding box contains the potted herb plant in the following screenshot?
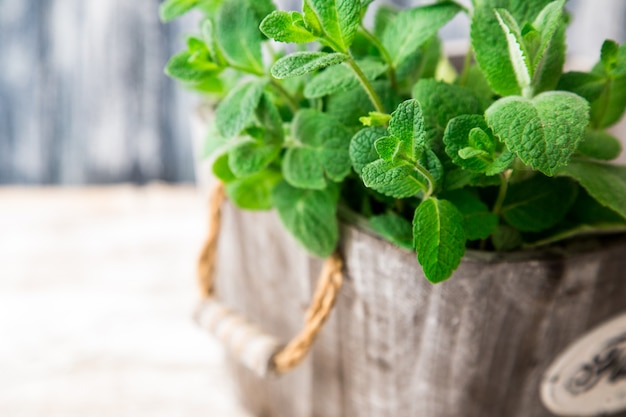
[162,0,626,416]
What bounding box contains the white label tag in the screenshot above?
[541,312,626,416]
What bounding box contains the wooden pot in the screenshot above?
[210,201,626,417]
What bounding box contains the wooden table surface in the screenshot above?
[0,185,252,417]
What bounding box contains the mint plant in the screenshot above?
[162,0,626,283]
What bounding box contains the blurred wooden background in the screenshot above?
[1,0,625,184]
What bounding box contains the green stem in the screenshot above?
[415,164,437,200]
[269,79,298,114]
[359,26,398,89]
[228,63,265,77]
[346,56,386,113]
[492,169,512,216]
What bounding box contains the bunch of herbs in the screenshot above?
[162,0,626,283]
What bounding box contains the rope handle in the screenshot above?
[194,182,343,377]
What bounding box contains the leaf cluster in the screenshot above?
[162,0,626,284]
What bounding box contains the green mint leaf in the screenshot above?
[444,115,514,175]
[212,153,237,183]
[501,176,578,232]
[485,91,590,176]
[228,134,281,177]
[327,80,400,127]
[303,0,360,52]
[283,109,352,189]
[531,0,565,71]
[443,189,498,240]
[260,11,318,43]
[369,213,413,250]
[216,0,264,73]
[304,59,387,99]
[226,169,282,210]
[387,99,427,161]
[373,5,398,38]
[557,160,626,220]
[271,52,348,79]
[201,122,229,159]
[361,160,427,198]
[413,197,466,283]
[350,127,387,175]
[382,2,461,72]
[159,0,199,22]
[243,0,276,25]
[570,188,626,225]
[577,130,622,161]
[532,22,565,94]
[215,79,267,138]
[600,40,620,73]
[164,50,220,83]
[532,0,565,65]
[273,181,340,257]
[492,224,523,251]
[557,71,607,103]
[494,9,532,96]
[375,136,404,162]
[590,76,626,129]
[201,19,228,67]
[412,80,483,144]
[359,112,392,127]
[471,0,558,96]
[444,169,501,190]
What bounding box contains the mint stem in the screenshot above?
[269,79,298,113]
[359,26,398,89]
[346,56,386,114]
[415,164,436,200]
[492,169,512,216]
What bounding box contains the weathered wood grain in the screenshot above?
[212,203,626,417]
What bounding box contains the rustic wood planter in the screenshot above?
[211,201,626,417]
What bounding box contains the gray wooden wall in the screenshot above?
[0,0,625,185]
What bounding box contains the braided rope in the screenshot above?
[196,182,343,374]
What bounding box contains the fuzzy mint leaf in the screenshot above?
[228,132,281,177]
[557,72,607,104]
[215,0,264,73]
[413,198,466,283]
[501,176,578,232]
[557,160,626,220]
[159,0,199,22]
[271,52,348,79]
[471,0,563,96]
[215,79,267,138]
[577,130,622,161]
[531,0,565,70]
[361,160,427,198]
[369,213,413,250]
[273,181,339,257]
[349,127,387,175]
[386,99,427,161]
[302,0,360,52]
[443,189,498,240]
[326,80,400,127]
[412,80,483,144]
[444,114,514,175]
[382,2,461,73]
[493,9,532,96]
[225,169,282,211]
[165,50,220,83]
[260,11,318,43]
[283,109,352,189]
[304,59,387,99]
[212,153,237,183]
[485,91,590,176]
